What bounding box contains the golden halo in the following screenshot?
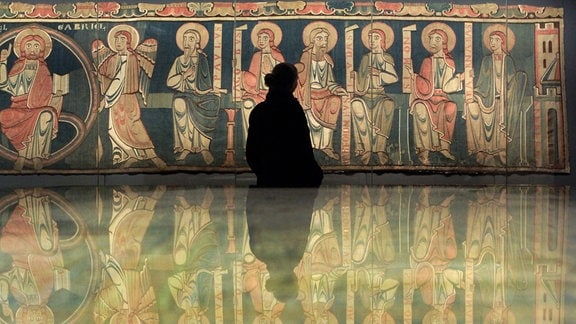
[361,22,394,51]
[483,24,516,52]
[107,24,139,52]
[176,22,209,51]
[13,26,52,58]
[251,22,283,49]
[302,21,338,52]
[421,22,456,53]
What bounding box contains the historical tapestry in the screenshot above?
[0,1,566,174]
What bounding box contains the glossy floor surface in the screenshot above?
[0,184,572,323]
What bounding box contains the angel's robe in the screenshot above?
[98,52,158,164]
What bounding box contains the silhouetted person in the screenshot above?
[246,62,323,187]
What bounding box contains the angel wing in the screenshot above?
[91,39,115,95]
[91,39,114,71]
[135,38,158,105]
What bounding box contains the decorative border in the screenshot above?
[0,2,563,20]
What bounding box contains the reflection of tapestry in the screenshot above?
[0,1,566,174]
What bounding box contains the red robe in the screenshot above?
[0,59,57,151]
[410,56,458,143]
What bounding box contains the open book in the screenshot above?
[53,73,69,95]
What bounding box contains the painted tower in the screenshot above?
[533,22,566,169]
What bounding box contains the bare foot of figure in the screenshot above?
[121,157,138,168]
[377,152,389,165]
[33,158,43,170]
[418,151,430,165]
[152,157,167,169]
[498,151,506,165]
[14,157,25,171]
[322,148,340,160]
[175,150,190,161]
[440,149,455,161]
[361,151,371,165]
[201,150,214,165]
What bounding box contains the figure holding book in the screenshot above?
[0,27,67,171]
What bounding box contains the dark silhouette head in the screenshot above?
[264,62,298,93]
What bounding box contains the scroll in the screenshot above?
[464,22,474,102]
[213,23,223,90]
[345,24,358,93]
[402,25,417,93]
[341,24,359,166]
[233,25,248,102]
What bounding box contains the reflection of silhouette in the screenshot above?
[246,62,323,187]
[245,186,317,320]
[0,184,565,322]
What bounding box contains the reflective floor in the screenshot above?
[0,184,572,323]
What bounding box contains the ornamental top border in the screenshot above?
[0,2,563,20]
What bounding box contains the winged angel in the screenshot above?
[91,24,166,169]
